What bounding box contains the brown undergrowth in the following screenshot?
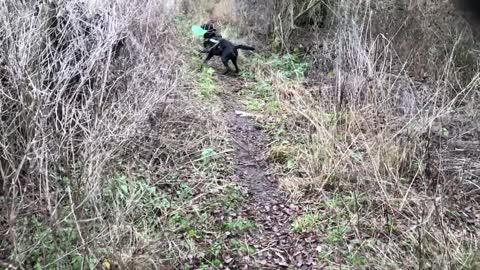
[234,3,480,269]
[0,1,239,269]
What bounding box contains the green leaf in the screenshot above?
[34,262,43,270]
[441,127,449,137]
[286,159,295,170]
[119,184,129,196]
[72,255,84,270]
[146,185,156,194]
[211,259,222,267]
[351,150,364,163]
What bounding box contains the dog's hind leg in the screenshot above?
[222,58,232,74]
[221,51,234,74]
[232,56,240,73]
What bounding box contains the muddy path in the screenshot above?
[217,76,320,269]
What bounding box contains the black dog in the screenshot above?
[199,24,255,74]
[201,23,223,55]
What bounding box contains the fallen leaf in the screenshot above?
[257,259,267,265]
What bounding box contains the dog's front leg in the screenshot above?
[203,52,214,64]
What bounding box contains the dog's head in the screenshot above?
[201,23,218,39]
[201,23,215,31]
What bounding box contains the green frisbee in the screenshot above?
[192,25,208,36]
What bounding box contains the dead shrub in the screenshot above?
[0,0,213,268]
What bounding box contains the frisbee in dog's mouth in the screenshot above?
[192,25,208,36]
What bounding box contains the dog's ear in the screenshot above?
[201,24,212,31]
[207,23,217,32]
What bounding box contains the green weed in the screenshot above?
[200,148,217,168]
[266,99,282,114]
[198,67,222,101]
[209,241,223,258]
[168,212,192,232]
[292,212,323,233]
[271,53,310,80]
[346,251,366,266]
[240,69,256,80]
[350,149,364,164]
[188,228,203,239]
[223,219,256,235]
[326,194,342,209]
[210,258,223,268]
[246,98,265,111]
[273,127,287,140]
[253,81,273,98]
[105,174,170,230]
[230,239,256,254]
[200,184,244,217]
[441,127,449,137]
[317,250,335,264]
[27,215,98,270]
[326,224,351,244]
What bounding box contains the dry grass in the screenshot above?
[272,0,328,51]
[0,1,235,269]
[238,0,480,268]
[2,0,478,269]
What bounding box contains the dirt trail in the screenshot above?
[218,76,319,269]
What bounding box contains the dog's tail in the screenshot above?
[235,45,255,51]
